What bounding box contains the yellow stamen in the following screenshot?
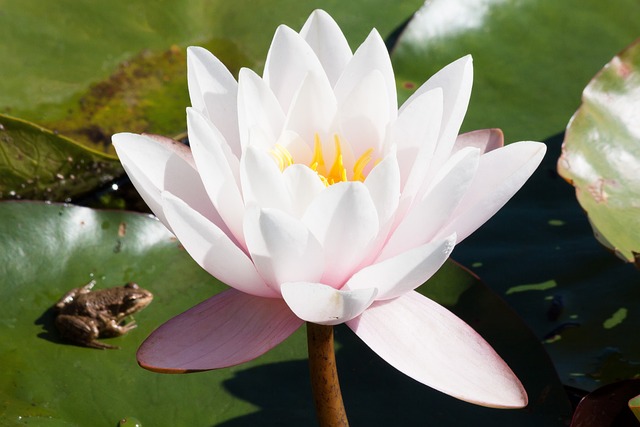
[269,133,379,187]
[352,148,374,182]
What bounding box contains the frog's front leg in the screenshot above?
[100,316,137,338]
[55,314,118,350]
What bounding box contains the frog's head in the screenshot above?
[120,282,153,316]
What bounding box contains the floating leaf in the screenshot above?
[0,114,121,201]
[391,0,640,143]
[558,38,640,264]
[0,201,569,425]
[630,394,640,422]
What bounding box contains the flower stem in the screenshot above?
[307,322,349,427]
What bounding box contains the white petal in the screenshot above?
[244,207,324,290]
[364,147,400,229]
[392,88,443,196]
[187,46,241,157]
[334,29,397,121]
[338,69,389,155]
[451,128,504,156]
[401,55,473,172]
[263,25,327,113]
[237,67,285,152]
[380,147,480,261]
[346,235,455,300]
[300,9,352,86]
[283,164,326,218]
[281,282,377,325]
[112,133,221,231]
[347,291,528,408]
[435,141,546,242]
[240,146,291,212]
[187,108,245,245]
[161,192,276,298]
[302,182,379,287]
[283,71,337,146]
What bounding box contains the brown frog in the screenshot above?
[54,281,153,349]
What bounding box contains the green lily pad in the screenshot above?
[0,0,423,153]
[630,394,640,422]
[557,38,640,264]
[0,114,122,201]
[391,0,640,143]
[0,201,569,426]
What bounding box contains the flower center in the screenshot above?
[271,134,375,187]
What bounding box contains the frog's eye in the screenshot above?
[125,282,139,290]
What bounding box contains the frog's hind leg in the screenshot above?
[55,314,118,350]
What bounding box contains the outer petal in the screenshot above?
[244,207,324,291]
[302,182,379,287]
[263,25,328,113]
[392,88,443,197]
[338,69,389,155]
[237,67,285,151]
[451,128,504,155]
[345,235,455,300]
[137,289,302,372]
[299,9,352,86]
[281,282,377,325]
[283,164,326,218]
[434,141,546,242]
[401,55,473,172]
[380,147,480,261]
[282,71,337,147]
[187,108,245,245]
[364,147,400,230]
[347,291,528,408]
[162,192,277,298]
[334,29,397,120]
[112,133,222,232]
[187,46,241,157]
[240,146,291,212]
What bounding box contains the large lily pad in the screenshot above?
[0,201,569,426]
[391,0,640,143]
[557,38,640,264]
[0,114,122,201]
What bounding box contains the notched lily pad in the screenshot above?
[558,38,640,264]
[0,114,122,202]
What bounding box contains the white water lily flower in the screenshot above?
[113,9,545,408]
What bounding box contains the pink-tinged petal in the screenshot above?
[244,207,324,290]
[302,182,379,287]
[138,289,302,372]
[282,164,326,218]
[452,128,504,155]
[334,29,397,120]
[161,192,277,298]
[281,282,377,325]
[346,235,455,300]
[263,25,327,113]
[112,133,221,231]
[380,147,480,261]
[187,46,240,158]
[237,68,285,151]
[435,141,546,242]
[392,88,443,197]
[364,147,400,230]
[338,70,389,155]
[299,9,352,86]
[187,108,245,245]
[402,55,473,173]
[283,71,337,146]
[347,291,528,408]
[240,146,291,212]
